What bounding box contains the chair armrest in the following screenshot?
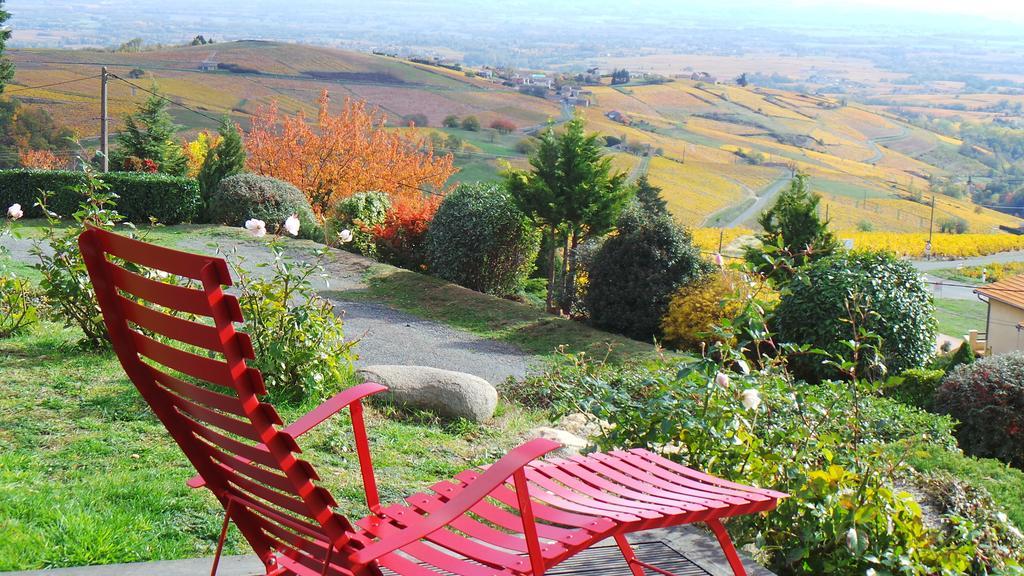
[187,382,388,489]
[283,382,388,439]
[349,438,561,566]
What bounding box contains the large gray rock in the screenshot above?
[357,365,498,422]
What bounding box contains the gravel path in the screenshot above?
[3,233,534,384]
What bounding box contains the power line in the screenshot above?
[4,74,103,94]
[108,73,222,123]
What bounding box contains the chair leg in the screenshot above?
[706,519,747,576]
[613,534,647,576]
[210,499,235,576]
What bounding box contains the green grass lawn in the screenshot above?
[0,322,546,571]
[933,298,987,338]
[328,266,659,363]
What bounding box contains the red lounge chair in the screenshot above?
[79,226,786,576]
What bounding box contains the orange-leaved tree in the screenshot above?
[19,149,65,170]
[246,90,456,217]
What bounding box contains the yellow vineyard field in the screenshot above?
[691,227,755,252]
[646,158,748,225]
[837,231,1024,258]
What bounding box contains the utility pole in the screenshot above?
[928,194,936,242]
[100,66,109,172]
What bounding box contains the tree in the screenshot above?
[245,90,455,217]
[611,69,630,85]
[585,203,709,340]
[505,115,630,313]
[115,87,188,176]
[198,117,246,207]
[191,35,208,46]
[744,173,837,277]
[19,149,65,170]
[402,113,429,127]
[736,72,749,87]
[491,118,516,134]
[0,1,15,95]
[633,175,668,216]
[442,115,460,128]
[460,116,480,131]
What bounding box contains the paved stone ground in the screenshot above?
[1,233,534,385]
[1,527,776,576]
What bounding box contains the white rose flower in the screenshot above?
[740,388,761,411]
[338,229,354,243]
[714,252,724,267]
[7,203,23,220]
[715,372,730,388]
[845,527,859,551]
[283,215,301,237]
[244,218,267,238]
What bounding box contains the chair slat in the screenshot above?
[94,227,231,282]
[131,331,237,388]
[106,261,214,317]
[150,367,245,415]
[187,421,278,468]
[227,470,326,519]
[119,294,254,358]
[169,391,264,443]
[206,445,295,494]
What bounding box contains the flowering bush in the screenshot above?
[1,204,41,338]
[232,242,356,404]
[371,195,440,271]
[934,352,1024,469]
[32,169,121,348]
[426,183,540,296]
[327,190,391,257]
[517,353,1021,574]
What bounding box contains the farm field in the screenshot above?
[7,40,1024,238]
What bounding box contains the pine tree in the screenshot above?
[115,87,188,176]
[198,117,246,207]
[633,175,668,216]
[0,1,15,94]
[745,173,837,277]
[506,114,630,313]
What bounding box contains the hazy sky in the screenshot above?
[802,0,1024,20]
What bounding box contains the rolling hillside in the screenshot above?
[7,40,1021,233]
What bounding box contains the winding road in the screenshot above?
[716,169,791,229]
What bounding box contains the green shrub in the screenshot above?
[585,204,710,340]
[934,352,1024,468]
[426,183,540,296]
[0,169,200,224]
[0,170,86,218]
[327,191,391,257]
[234,244,356,404]
[776,250,936,382]
[100,172,200,224]
[207,174,319,240]
[197,118,246,210]
[885,368,944,409]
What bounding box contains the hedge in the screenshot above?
[0,169,201,225]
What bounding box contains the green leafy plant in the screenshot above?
[113,86,188,176]
[934,352,1024,469]
[31,168,121,348]
[776,250,936,382]
[232,243,356,404]
[207,173,319,240]
[426,182,540,296]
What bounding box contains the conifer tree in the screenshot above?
[745,173,837,277]
[115,87,188,176]
[198,117,246,206]
[506,114,630,313]
[633,175,668,216]
[0,1,15,94]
